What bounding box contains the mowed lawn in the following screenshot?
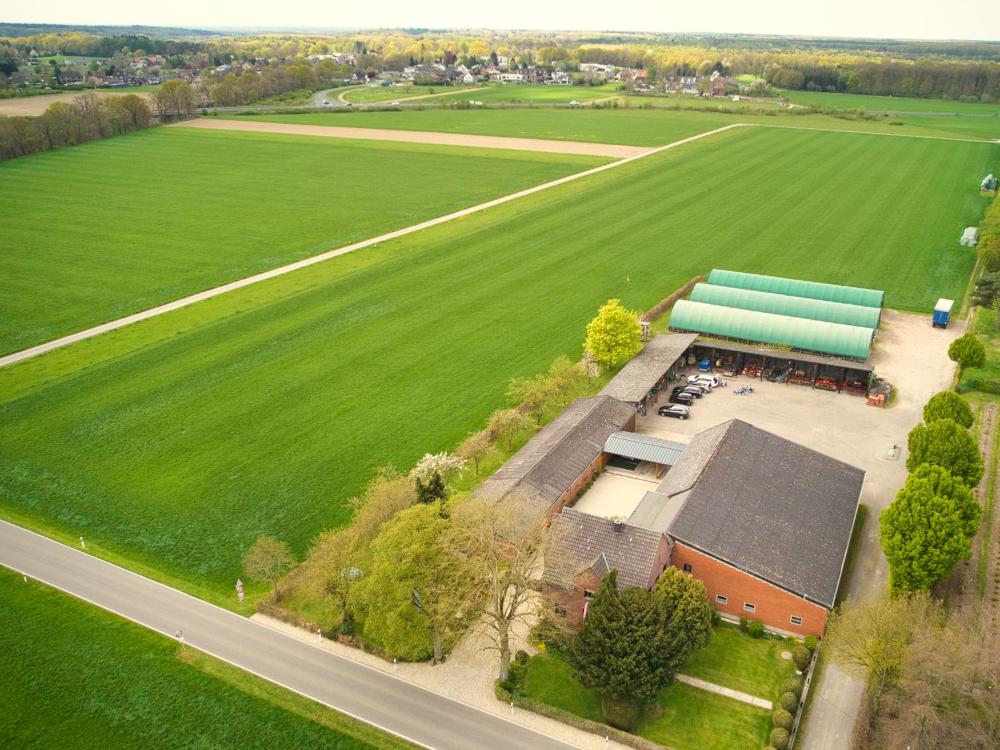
[232,105,1000,146]
[340,84,477,102]
[0,126,992,598]
[0,568,410,749]
[0,126,602,354]
[420,82,623,103]
[781,89,1000,114]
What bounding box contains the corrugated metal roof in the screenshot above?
[690,283,881,329]
[604,431,686,466]
[670,300,873,360]
[599,333,697,403]
[708,269,884,309]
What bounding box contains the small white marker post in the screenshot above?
[393,658,398,673]
[605,736,609,749]
[317,628,322,643]
[510,701,514,717]
[22,574,28,583]
[79,536,86,550]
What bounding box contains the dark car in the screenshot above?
[672,384,704,398]
[669,391,695,406]
[658,404,690,419]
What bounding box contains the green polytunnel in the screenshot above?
[707,269,885,309]
[669,300,873,360]
[690,283,881,329]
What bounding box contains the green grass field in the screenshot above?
[421,82,622,103]
[520,629,777,750]
[341,84,475,102]
[0,125,991,600]
[0,126,601,354]
[681,626,796,701]
[0,568,410,748]
[781,89,1000,114]
[233,104,1000,145]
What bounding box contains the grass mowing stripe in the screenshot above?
[0,126,603,355]
[0,567,410,749]
[0,126,992,599]
[229,106,1000,145]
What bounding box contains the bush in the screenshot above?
[793,644,812,670]
[923,391,974,428]
[515,649,529,666]
[781,676,804,697]
[780,691,799,712]
[497,679,516,694]
[770,727,790,750]
[949,333,987,369]
[803,635,817,652]
[772,708,794,730]
[747,619,765,638]
[739,615,749,632]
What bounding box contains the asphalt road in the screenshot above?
[0,521,576,750]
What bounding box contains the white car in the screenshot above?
[688,374,724,389]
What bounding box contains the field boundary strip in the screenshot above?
[172,117,648,158]
[0,123,744,370]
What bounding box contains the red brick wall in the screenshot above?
[671,543,828,637]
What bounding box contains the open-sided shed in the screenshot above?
[599,333,697,413]
[670,300,873,360]
[690,283,881,328]
[707,269,884,309]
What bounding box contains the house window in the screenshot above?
[584,590,594,599]
[554,604,567,618]
[743,602,756,613]
[790,615,803,626]
[682,563,692,573]
[715,595,728,605]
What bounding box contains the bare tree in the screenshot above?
[455,496,560,680]
[242,536,295,597]
[458,430,492,476]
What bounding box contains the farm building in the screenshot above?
[598,333,697,414]
[667,270,883,393]
[545,420,864,636]
[689,283,881,329]
[476,395,635,517]
[707,269,884,309]
[670,300,874,360]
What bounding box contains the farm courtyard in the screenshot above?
[0,113,994,604]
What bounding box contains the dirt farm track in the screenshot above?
[172,117,647,157]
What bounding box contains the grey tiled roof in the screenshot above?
[548,507,666,590]
[667,420,864,608]
[599,333,697,403]
[477,395,635,517]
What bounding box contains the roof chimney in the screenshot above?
[612,519,624,533]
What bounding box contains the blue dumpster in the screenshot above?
[933,298,953,329]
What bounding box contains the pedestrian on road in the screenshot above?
[175,629,185,650]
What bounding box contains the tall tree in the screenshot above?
[457,430,492,476]
[572,572,668,729]
[654,567,714,675]
[880,465,979,593]
[922,390,974,428]
[350,504,475,661]
[456,497,553,681]
[584,299,642,369]
[906,418,984,487]
[825,594,931,723]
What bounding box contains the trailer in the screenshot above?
[933,298,954,329]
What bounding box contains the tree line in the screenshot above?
[0,80,195,161]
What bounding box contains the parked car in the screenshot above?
[673,384,705,398]
[669,392,695,406]
[689,374,725,388]
[658,404,690,419]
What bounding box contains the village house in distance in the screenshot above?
[479,339,865,638]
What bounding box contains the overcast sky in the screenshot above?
[4,0,1000,41]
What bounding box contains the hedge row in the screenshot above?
[494,682,662,750]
